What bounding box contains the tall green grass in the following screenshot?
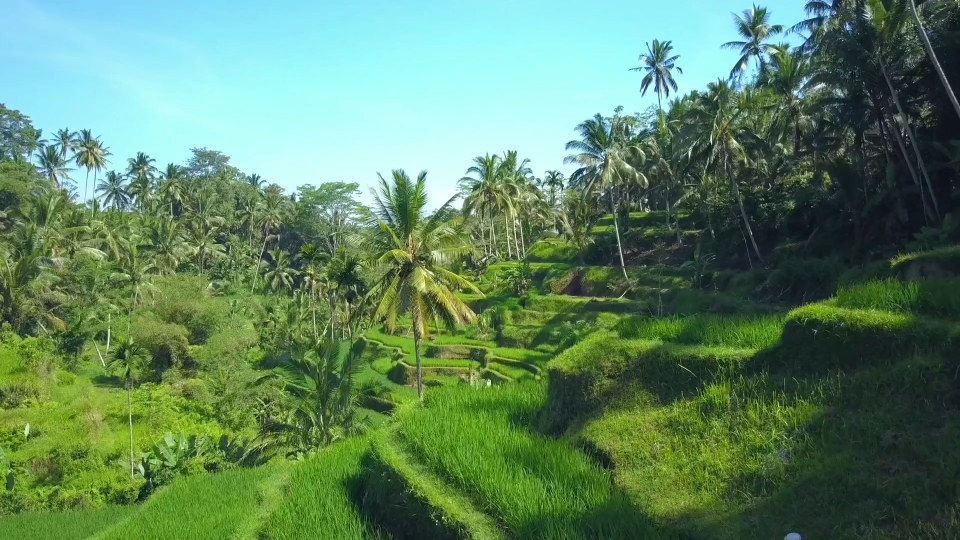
[833,278,960,319]
[394,384,668,540]
[0,505,134,540]
[616,314,785,350]
[262,437,385,540]
[95,465,279,540]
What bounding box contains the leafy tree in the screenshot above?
[97,171,130,210]
[632,39,684,116]
[368,170,479,401]
[75,130,110,204]
[0,104,41,162]
[35,145,73,189]
[723,4,784,82]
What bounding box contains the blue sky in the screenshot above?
[2,0,805,207]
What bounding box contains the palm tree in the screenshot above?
[906,0,960,122]
[75,130,110,204]
[565,112,645,280]
[248,173,266,193]
[631,39,683,117]
[35,146,73,189]
[127,152,158,212]
[561,189,598,265]
[541,170,566,208]
[144,217,189,274]
[760,47,816,152]
[460,154,508,258]
[722,4,784,82]
[97,171,130,210]
[159,164,186,218]
[250,191,288,293]
[53,128,77,161]
[112,245,157,328]
[189,224,225,274]
[368,170,480,401]
[256,338,362,453]
[108,337,147,477]
[264,249,298,294]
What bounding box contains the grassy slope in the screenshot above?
[393,384,669,540]
[541,275,960,539]
[262,437,385,540]
[0,505,134,540]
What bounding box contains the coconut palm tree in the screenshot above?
[188,224,225,274]
[53,128,77,161]
[760,46,816,152]
[159,164,186,218]
[460,154,508,258]
[143,217,189,274]
[723,4,784,82]
[561,189,598,265]
[35,145,73,189]
[541,170,566,208]
[264,249,298,294]
[565,112,645,280]
[75,130,110,204]
[97,171,130,211]
[368,169,480,401]
[631,39,683,117]
[108,337,147,477]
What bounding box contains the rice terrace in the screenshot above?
[3,0,960,538]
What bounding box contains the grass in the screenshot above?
[0,505,134,540]
[262,437,385,540]
[615,314,785,350]
[833,278,960,320]
[394,384,669,540]
[93,465,280,540]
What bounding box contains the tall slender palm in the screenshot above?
[75,130,110,204]
[189,224,225,274]
[565,113,645,280]
[264,249,298,294]
[53,128,77,161]
[159,164,186,218]
[722,4,784,82]
[368,170,479,401]
[250,191,288,293]
[631,39,683,117]
[127,153,158,212]
[35,146,73,189]
[144,217,189,274]
[541,170,566,208]
[97,171,130,210]
[108,337,147,477]
[760,47,816,152]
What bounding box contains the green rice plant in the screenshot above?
[0,505,134,540]
[95,465,280,540]
[262,437,385,540]
[616,314,785,350]
[394,384,669,540]
[833,278,960,320]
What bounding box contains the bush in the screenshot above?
[130,313,191,378]
[149,276,231,344]
[833,278,960,319]
[0,381,40,408]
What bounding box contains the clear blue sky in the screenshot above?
[2,0,805,207]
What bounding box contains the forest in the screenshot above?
[1,0,960,538]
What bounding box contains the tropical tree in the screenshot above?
[368,170,480,401]
[75,130,110,205]
[108,337,148,477]
[906,0,960,122]
[565,112,645,280]
[127,152,158,212]
[632,39,683,117]
[460,154,509,258]
[264,249,298,294]
[97,171,130,210]
[53,128,77,161]
[159,164,186,218]
[561,189,598,265]
[35,145,73,189]
[723,4,784,82]
[256,338,362,453]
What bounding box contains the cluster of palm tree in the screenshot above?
[458,151,551,261]
[561,0,960,267]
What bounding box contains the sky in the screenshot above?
[1,0,806,207]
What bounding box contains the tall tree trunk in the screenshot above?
[489,215,497,258]
[908,0,960,122]
[518,217,526,255]
[882,108,934,222]
[250,227,269,294]
[413,320,424,402]
[730,178,762,262]
[84,169,90,205]
[504,213,513,260]
[127,383,135,478]
[512,210,521,258]
[881,61,941,221]
[609,189,630,282]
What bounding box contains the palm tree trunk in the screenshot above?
[881,61,941,221]
[413,321,425,402]
[730,177,763,262]
[908,0,960,122]
[127,383,135,478]
[511,210,520,258]
[518,218,526,255]
[84,169,90,205]
[504,213,512,260]
[882,107,934,222]
[106,313,111,353]
[609,189,630,282]
[250,228,269,294]
[489,216,497,258]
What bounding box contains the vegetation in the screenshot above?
[1,0,960,537]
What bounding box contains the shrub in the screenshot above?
[0,381,39,408]
[130,313,191,378]
[149,276,231,344]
